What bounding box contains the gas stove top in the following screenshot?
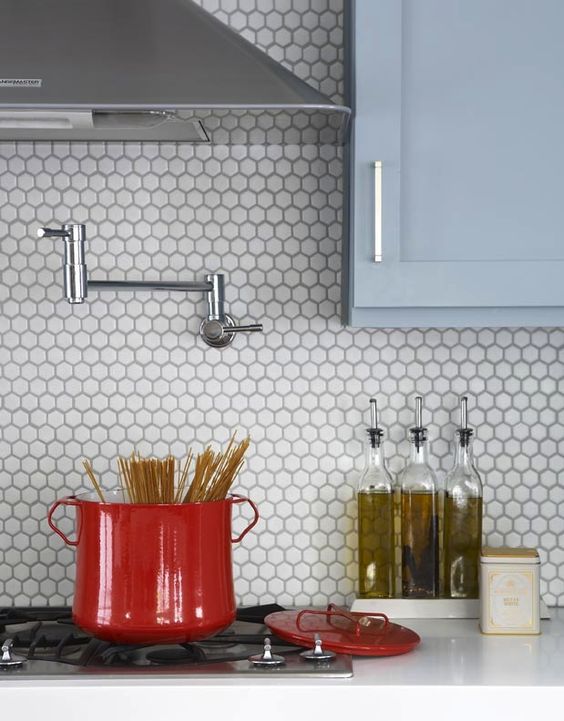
[0,606,353,679]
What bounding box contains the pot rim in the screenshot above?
[69,489,244,507]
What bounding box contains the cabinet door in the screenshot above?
[348,0,564,327]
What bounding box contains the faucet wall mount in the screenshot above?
[38,223,263,348]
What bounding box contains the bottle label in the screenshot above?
[488,570,534,629]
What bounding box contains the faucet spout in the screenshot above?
[38,223,88,303]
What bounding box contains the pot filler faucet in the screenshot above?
[37,223,263,348]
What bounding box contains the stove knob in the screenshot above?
[0,639,26,668]
[300,634,336,662]
[249,637,286,667]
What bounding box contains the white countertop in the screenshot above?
[3,612,564,721]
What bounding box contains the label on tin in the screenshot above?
[0,78,43,88]
[489,570,534,629]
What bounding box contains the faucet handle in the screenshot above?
[199,316,263,347]
[229,323,263,334]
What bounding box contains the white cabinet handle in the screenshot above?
[374,161,382,262]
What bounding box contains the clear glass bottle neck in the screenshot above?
[454,435,474,469]
[366,443,384,467]
[359,435,392,492]
[409,434,429,465]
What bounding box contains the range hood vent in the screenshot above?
[0,0,350,144]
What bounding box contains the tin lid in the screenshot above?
[481,546,540,564]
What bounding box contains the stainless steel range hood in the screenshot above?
[0,0,350,143]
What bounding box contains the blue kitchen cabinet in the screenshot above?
[346,0,564,327]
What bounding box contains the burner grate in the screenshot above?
[145,645,208,665]
[0,605,300,669]
[0,606,72,630]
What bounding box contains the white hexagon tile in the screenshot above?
[1,1,564,608]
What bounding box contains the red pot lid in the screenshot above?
[265,604,420,657]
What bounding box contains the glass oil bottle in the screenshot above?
[444,396,483,598]
[400,396,440,598]
[357,398,395,598]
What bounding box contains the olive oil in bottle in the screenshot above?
[400,396,440,598]
[358,399,395,598]
[444,396,483,598]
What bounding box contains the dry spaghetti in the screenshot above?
[82,434,250,504]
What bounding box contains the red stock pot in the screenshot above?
[47,490,259,644]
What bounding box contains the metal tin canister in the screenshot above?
[480,546,541,635]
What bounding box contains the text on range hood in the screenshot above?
[0,0,350,143]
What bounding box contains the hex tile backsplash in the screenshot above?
[1,1,564,607]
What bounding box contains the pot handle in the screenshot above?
[296,604,390,637]
[48,496,80,547]
[230,494,259,543]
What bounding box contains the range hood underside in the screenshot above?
[0,107,350,144]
